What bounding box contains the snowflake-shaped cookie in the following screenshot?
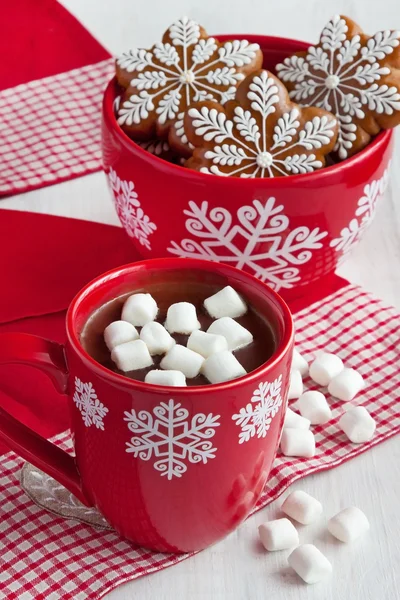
[276,15,400,159]
[183,69,338,177]
[115,16,262,148]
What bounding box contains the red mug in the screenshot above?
[0,258,293,552]
[102,34,393,304]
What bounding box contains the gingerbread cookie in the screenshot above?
[115,16,262,144]
[183,69,338,178]
[276,15,400,160]
[114,94,176,160]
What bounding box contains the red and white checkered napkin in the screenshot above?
[0,59,114,196]
[0,284,399,599]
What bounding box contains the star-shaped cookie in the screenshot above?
[276,15,400,159]
[183,69,338,177]
[115,16,262,145]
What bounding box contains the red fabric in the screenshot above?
[0,0,110,91]
[0,211,139,455]
[0,284,399,598]
[0,59,115,197]
[0,210,138,323]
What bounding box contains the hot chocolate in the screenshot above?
[80,281,276,386]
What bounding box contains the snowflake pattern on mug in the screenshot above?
[116,16,261,141]
[107,168,157,250]
[232,375,283,444]
[73,377,108,430]
[330,162,391,256]
[168,197,328,291]
[276,15,400,159]
[124,399,220,480]
[184,70,338,177]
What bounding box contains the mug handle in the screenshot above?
[0,332,91,506]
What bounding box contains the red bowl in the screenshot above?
[101,34,394,302]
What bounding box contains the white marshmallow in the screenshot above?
[298,391,332,425]
[207,317,253,351]
[165,302,200,334]
[309,352,344,386]
[187,330,228,358]
[204,286,247,319]
[121,293,158,327]
[258,518,299,552]
[292,349,308,376]
[104,320,139,351]
[288,544,332,584]
[328,368,364,401]
[160,344,204,379]
[328,507,370,543]
[338,406,376,443]
[202,351,246,384]
[144,370,186,387]
[288,370,303,400]
[284,408,311,430]
[140,322,175,355]
[281,490,323,525]
[280,429,316,458]
[111,340,153,372]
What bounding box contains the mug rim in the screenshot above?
[103,32,393,187]
[66,258,294,394]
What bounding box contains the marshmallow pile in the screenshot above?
[282,348,375,457]
[258,489,370,584]
[103,286,253,386]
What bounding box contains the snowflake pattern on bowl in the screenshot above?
[168,197,328,291]
[276,15,400,159]
[186,70,338,177]
[124,399,220,480]
[116,16,260,135]
[330,162,391,257]
[232,375,283,444]
[73,377,108,430]
[107,168,157,250]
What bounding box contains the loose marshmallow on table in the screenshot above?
[281,490,323,525]
[203,286,247,319]
[258,518,299,551]
[288,544,332,584]
[145,370,186,387]
[187,330,228,358]
[309,352,343,387]
[327,506,370,543]
[292,349,308,376]
[338,406,376,443]
[160,344,204,379]
[280,429,316,458]
[122,293,158,327]
[202,350,246,384]
[298,391,332,425]
[284,408,311,430]
[111,340,153,372]
[104,320,139,351]
[140,322,175,355]
[207,317,253,351]
[328,368,364,401]
[288,370,303,400]
[165,302,200,334]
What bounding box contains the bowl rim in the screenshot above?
[66,257,294,395]
[103,33,393,187]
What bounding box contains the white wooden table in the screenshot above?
[2,2,400,598]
